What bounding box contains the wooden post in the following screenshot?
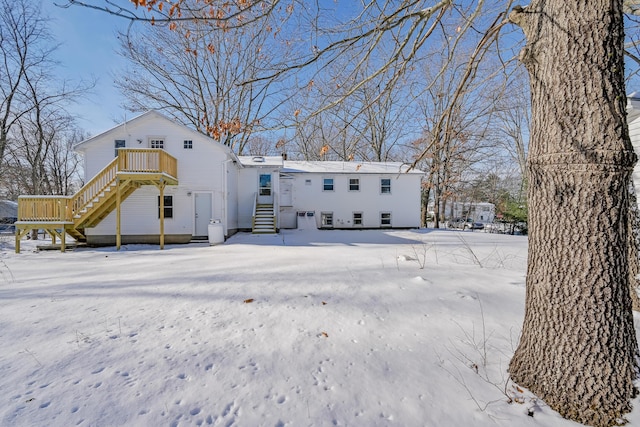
[159,181,166,250]
[15,227,20,254]
[116,177,122,250]
[61,229,66,252]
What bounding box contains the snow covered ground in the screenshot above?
[0,228,638,427]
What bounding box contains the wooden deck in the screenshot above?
[16,149,178,253]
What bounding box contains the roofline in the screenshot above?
[74,110,237,158]
[281,160,424,174]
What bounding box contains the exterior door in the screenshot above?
[258,173,273,204]
[194,192,212,237]
[280,176,293,206]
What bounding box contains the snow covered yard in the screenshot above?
[0,229,638,426]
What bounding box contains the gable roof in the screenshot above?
[74,110,236,158]
[282,161,423,175]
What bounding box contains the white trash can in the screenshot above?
[208,219,224,245]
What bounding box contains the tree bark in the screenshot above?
[508,2,638,426]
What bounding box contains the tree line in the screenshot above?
[0,0,90,200]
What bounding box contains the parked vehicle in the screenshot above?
[448,218,484,230]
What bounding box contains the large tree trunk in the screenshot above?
[508,2,638,426]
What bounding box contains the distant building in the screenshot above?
[449,201,496,223]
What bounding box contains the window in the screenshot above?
[353,212,363,226]
[323,178,334,191]
[115,139,125,157]
[158,195,173,218]
[380,212,391,227]
[381,178,391,194]
[349,178,360,191]
[259,174,271,196]
[183,140,193,149]
[150,139,164,149]
[321,212,333,228]
[305,179,312,186]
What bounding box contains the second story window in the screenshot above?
[349,178,360,191]
[150,139,164,149]
[114,139,125,157]
[323,178,334,191]
[183,140,193,149]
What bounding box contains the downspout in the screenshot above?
[223,159,230,236]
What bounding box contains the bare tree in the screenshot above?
[115,6,290,154]
[491,69,529,198]
[0,0,50,178]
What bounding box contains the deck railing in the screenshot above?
[117,148,178,177]
[17,149,178,223]
[18,196,72,222]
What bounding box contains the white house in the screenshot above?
[73,110,241,245]
[15,110,424,250]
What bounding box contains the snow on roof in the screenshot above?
[282,161,423,175]
[237,156,284,167]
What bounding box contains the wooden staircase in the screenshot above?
[15,149,178,252]
[252,203,276,234]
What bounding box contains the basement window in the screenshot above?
[353,212,363,226]
[321,212,333,228]
[380,212,391,227]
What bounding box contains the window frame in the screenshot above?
[183,140,193,149]
[150,138,164,149]
[349,178,360,192]
[158,195,173,219]
[321,212,334,228]
[380,178,391,194]
[323,178,334,192]
[114,139,126,157]
[380,212,392,227]
[353,212,363,226]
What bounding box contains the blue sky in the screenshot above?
[45,1,131,136]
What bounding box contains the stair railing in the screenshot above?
[71,157,119,217]
[18,149,179,225]
[251,192,258,230]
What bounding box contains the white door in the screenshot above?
[194,192,212,237]
[258,173,273,204]
[280,176,293,206]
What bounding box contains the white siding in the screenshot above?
[283,172,421,228]
[78,112,235,239]
[225,160,239,234]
